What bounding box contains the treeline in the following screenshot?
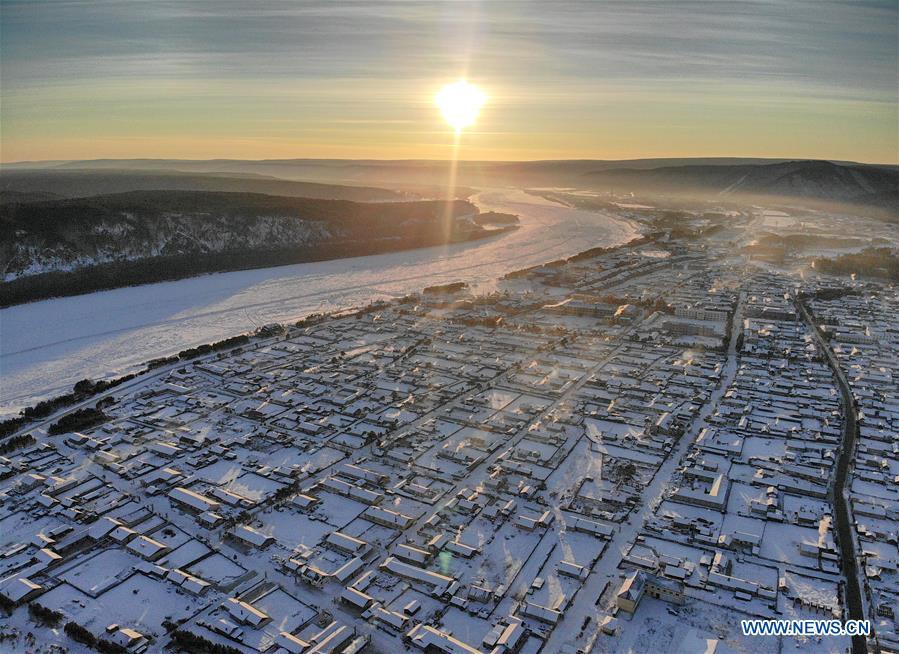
[473,211,519,225]
[177,334,250,359]
[813,248,898,281]
[423,282,468,294]
[0,373,136,440]
[48,407,108,435]
[170,629,244,654]
[0,433,34,454]
[1,216,491,307]
[63,621,129,654]
[0,327,261,443]
[28,603,63,626]
[595,294,672,313]
[503,233,658,281]
[567,234,657,264]
[1,190,468,233]
[755,233,877,251]
[800,288,860,303]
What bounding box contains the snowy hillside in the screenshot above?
[581,160,898,213]
[0,191,486,303]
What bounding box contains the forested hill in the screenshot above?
[0,169,404,202]
[0,190,491,305]
[581,160,898,216]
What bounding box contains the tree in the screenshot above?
[618,462,638,485]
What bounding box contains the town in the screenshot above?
[1,205,896,654]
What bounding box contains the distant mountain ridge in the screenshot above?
[0,169,403,202]
[580,160,898,211]
[4,158,894,214]
[1,157,817,189]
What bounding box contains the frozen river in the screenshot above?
[0,188,639,416]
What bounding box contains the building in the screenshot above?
[406,624,482,654]
[0,576,42,606]
[168,486,221,514]
[380,557,455,597]
[362,506,415,530]
[223,597,271,628]
[229,525,275,549]
[616,570,685,613]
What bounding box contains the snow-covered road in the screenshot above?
[541,292,746,654]
[0,188,640,416]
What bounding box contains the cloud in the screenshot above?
[1,0,896,161]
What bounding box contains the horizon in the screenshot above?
[2,1,897,164]
[1,4,897,653]
[4,155,897,168]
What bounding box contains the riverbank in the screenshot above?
[0,188,641,416]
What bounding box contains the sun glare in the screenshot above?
[436,80,486,132]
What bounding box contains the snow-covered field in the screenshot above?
[0,188,640,416]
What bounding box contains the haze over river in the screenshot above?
[0,189,639,416]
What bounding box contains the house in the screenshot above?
[333,557,366,584]
[109,627,149,653]
[148,441,182,458]
[223,597,271,628]
[167,569,212,596]
[616,570,685,614]
[558,560,589,581]
[406,624,482,654]
[393,543,432,565]
[209,487,255,508]
[325,531,370,556]
[35,548,63,566]
[571,517,614,539]
[305,621,355,654]
[275,632,310,654]
[522,601,562,625]
[599,615,619,635]
[292,494,320,511]
[514,510,553,531]
[671,470,730,511]
[88,517,123,540]
[340,587,374,610]
[229,525,274,549]
[110,526,138,544]
[0,576,42,605]
[320,476,383,505]
[365,604,409,632]
[126,535,169,561]
[362,506,415,530]
[169,487,221,513]
[339,463,389,485]
[380,557,455,597]
[483,616,526,653]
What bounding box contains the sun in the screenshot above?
[435,80,486,132]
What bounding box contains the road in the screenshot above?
[0,188,640,417]
[797,298,871,654]
[14,242,705,653]
[541,292,745,654]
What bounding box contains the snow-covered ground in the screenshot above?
[0,188,640,417]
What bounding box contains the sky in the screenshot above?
[1,0,897,163]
